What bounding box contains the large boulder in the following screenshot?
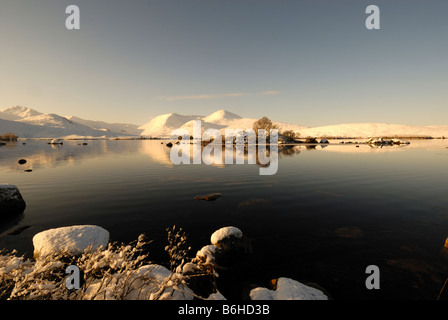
[32,225,110,258]
[0,184,26,215]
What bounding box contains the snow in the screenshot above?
[250,277,328,300]
[83,263,195,300]
[66,115,142,135]
[210,226,243,245]
[195,245,217,265]
[203,109,241,125]
[299,123,448,139]
[0,106,42,121]
[138,113,202,137]
[2,105,447,140]
[32,225,110,258]
[138,109,305,137]
[124,264,194,300]
[0,106,137,138]
[207,292,226,300]
[0,118,128,139]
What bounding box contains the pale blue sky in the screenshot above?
[0,0,447,126]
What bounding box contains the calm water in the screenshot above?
[1,139,448,300]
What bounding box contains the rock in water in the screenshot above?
[18,159,27,165]
[211,226,243,245]
[209,226,252,268]
[250,277,328,300]
[32,225,110,258]
[194,193,221,201]
[0,184,26,215]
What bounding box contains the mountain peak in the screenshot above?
[203,109,241,124]
[0,105,42,120]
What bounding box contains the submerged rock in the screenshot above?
[7,225,30,236]
[0,184,26,215]
[32,225,110,258]
[194,193,221,201]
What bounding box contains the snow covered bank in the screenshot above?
[0,184,26,215]
[32,225,109,258]
[1,225,329,300]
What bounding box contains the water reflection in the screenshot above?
[0,140,142,172]
[1,139,447,172]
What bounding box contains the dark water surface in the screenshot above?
[1,139,448,300]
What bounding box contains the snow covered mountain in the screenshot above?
[139,109,306,137]
[0,106,137,138]
[0,105,42,121]
[1,106,447,139]
[138,113,203,137]
[66,115,142,135]
[299,123,448,138]
[202,109,241,125]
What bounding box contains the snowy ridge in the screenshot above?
[299,123,448,138]
[139,109,306,137]
[1,106,447,139]
[138,113,203,137]
[0,106,42,121]
[0,106,138,138]
[66,115,142,135]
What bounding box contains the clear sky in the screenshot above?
[0,0,447,126]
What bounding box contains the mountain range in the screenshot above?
[138,109,306,137]
[1,105,448,139]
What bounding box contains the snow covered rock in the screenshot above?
[250,277,328,300]
[0,184,26,215]
[121,264,194,300]
[208,226,251,268]
[195,244,218,266]
[207,291,226,300]
[32,225,110,258]
[211,226,243,245]
[49,139,63,145]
